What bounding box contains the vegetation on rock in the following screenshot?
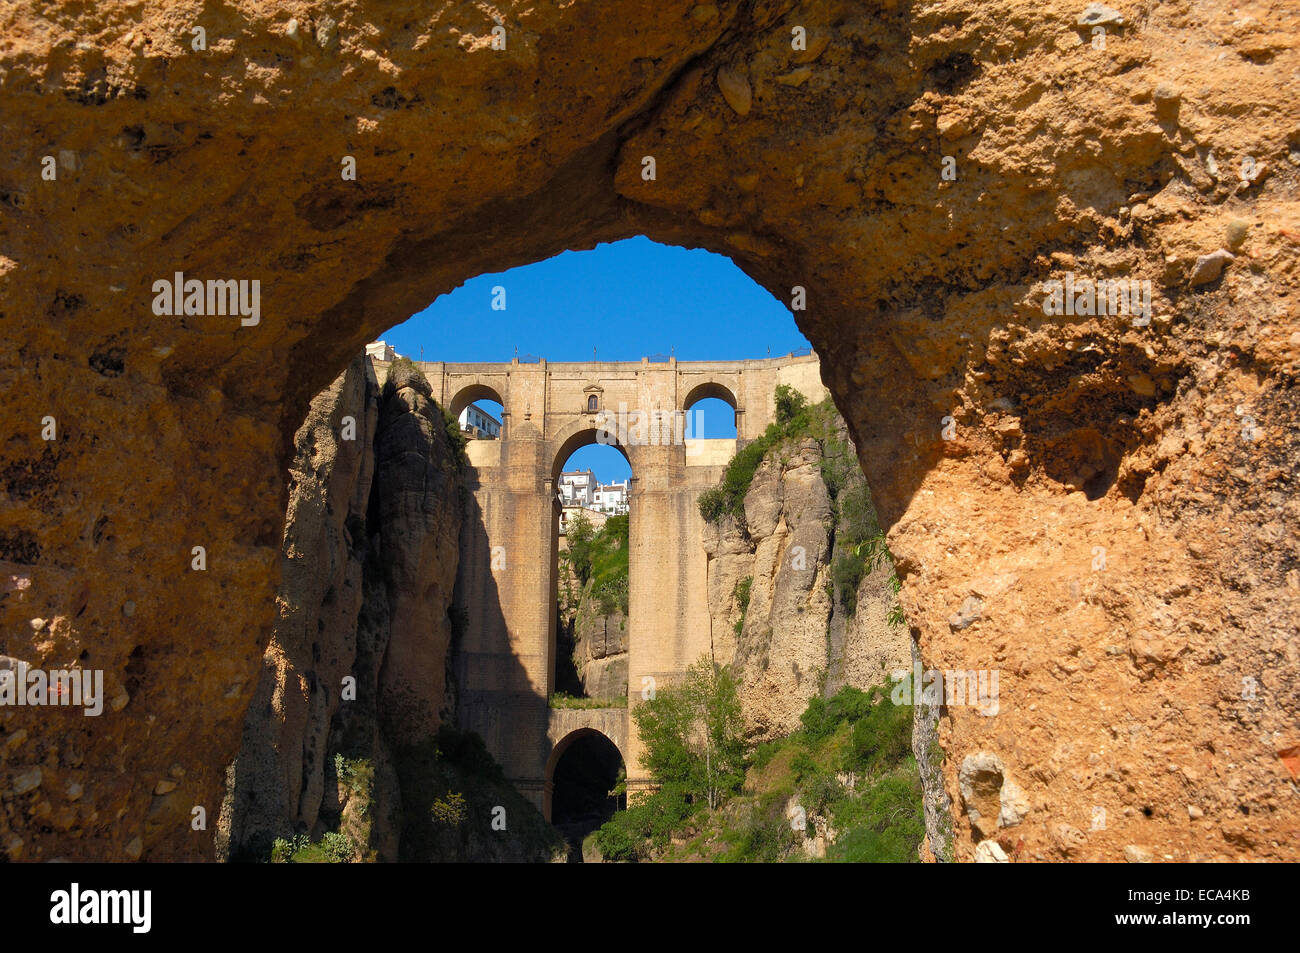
[698,384,812,524]
[549,691,628,709]
[732,576,753,635]
[700,386,906,625]
[562,512,630,616]
[593,660,746,860]
[396,727,566,862]
[594,677,924,863]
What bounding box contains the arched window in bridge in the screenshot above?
[587,394,598,412]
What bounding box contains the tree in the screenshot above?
[633,658,747,809]
[773,383,807,426]
[565,512,594,585]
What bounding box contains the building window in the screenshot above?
[587,394,598,412]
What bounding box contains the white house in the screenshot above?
[459,403,501,439]
[558,469,597,506]
[365,340,396,361]
[592,479,629,515]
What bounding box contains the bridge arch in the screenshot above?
[448,381,506,421]
[681,379,739,413]
[544,724,628,826]
[550,420,634,485]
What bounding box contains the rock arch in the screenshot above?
[544,716,630,824]
[0,1,1295,862]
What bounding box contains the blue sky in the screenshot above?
[384,236,809,481]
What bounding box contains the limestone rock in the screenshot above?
[0,0,1296,865]
[1189,249,1235,286]
[974,839,1010,862]
[1124,844,1154,863]
[709,417,908,741]
[1077,4,1124,28]
[949,595,984,631]
[716,67,752,116]
[1226,219,1250,249]
[12,767,42,795]
[998,778,1031,827]
[958,752,1030,839]
[220,354,463,861]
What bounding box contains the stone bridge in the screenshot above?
[379,352,826,818]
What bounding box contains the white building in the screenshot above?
[592,479,629,516]
[558,469,597,507]
[365,340,397,361]
[459,403,501,439]
[559,470,630,515]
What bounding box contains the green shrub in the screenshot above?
[594,784,696,861]
[441,405,469,466]
[270,830,353,863]
[719,797,801,863]
[698,387,842,524]
[549,692,626,709]
[319,831,354,862]
[430,791,467,827]
[825,771,925,863]
[774,384,808,426]
[567,513,629,614]
[698,486,728,522]
[270,833,309,863]
[732,576,752,635]
[832,551,867,617]
[333,754,375,818]
[565,513,595,584]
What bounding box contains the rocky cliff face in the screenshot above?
[571,605,629,702]
[704,421,911,742]
[2,0,1296,862]
[219,357,463,860]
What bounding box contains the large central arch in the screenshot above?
[1,1,1294,862]
[549,423,635,487]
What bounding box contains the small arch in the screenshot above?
[681,380,738,413]
[546,728,627,843]
[683,381,738,438]
[448,382,506,421]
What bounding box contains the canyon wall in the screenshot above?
[571,607,630,703]
[703,412,911,741]
[219,356,465,860]
[1,0,1296,861]
[556,524,632,703]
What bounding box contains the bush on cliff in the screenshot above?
[564,512,630,615]
[628,682,925,863]
[696,386,819,525]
